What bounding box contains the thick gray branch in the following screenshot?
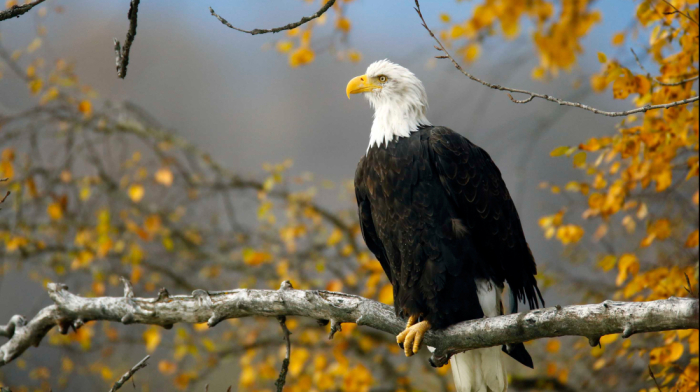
[0,282,697,368]
[0,0,46,22]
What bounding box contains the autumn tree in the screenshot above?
[0,1,698,391]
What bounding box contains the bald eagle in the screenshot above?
[347,60,543,392]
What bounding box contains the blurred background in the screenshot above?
[0,0,697,391]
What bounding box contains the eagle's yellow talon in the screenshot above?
[396,317,430,357]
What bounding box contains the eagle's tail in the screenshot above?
[449,279,509,392]
[450,347,507,392]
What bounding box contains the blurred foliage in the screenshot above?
[266,0,362,68]
[0,0,698,392]
[536,1,699,391]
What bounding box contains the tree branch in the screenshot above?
[660,0,700,26]
[209,0,336,36]
[414,0,699,118]
[0,0,46,22]
[109,355,150,392]
[274,281,293,392]
[114,0,141,79]
[630,48,699,86]
[0,281,696,368]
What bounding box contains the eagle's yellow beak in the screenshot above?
[346,74,381,99]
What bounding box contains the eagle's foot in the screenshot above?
[397,315,418,350]
[396,318,430,357]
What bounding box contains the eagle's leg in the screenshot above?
[396,316,431,357]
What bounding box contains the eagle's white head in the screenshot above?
[346,60,430,149]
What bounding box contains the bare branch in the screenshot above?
[209,0,336,36]
[114,0,141,79]
[0,282,696,368]
[274,317,291,392]
[109,355,150,392]
[275,281,293,392]
[0,0,46,22]
[414,0,699,118]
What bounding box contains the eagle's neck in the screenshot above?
[368,96,430,150]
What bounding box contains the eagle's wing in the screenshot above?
[355,156,393,284]
[428,126,543,310]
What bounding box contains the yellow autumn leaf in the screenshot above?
[27,38,42,53]
[378,284,393,305]
[325,279,343,292]
[684,230,699,248]
[464,43,481,62]
[144,214,162,234]
[616,254,639,286]
[39,87,59,105]
[347,49,362,63]
[143,326,161,353]
[597,255,616,271]
[592,358,606,370]
[289,347,310,376]
[29,79,43,95]
[550,146,569,157]
[128,184,145,202]
[276,40,294,53]
[154,167,173,186]
[439,13,451,23]
[573,152,587,168]
[100,366,113,381]
[600,334,618,345]
[130,265,143,284]
[242,248,272,266]
[336,17,351,33]
[546,339,561,353]
[158,360,177,375]
[47,202,63,220]
[289,47,315,68]
[612,32,625,46]
[531,66,545,80]
[78,100,92,117]
[327,228,343,246]
[597,52,607,63]
[668,342,684,362]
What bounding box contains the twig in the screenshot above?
[209,0,336,35]
[0,0,46,22]
[648,365,662,391]
[685,273,697,297]
[274,281,293,391]
[414,0,699,118]
[631,48,699,86]
[108,355,150,392]
[660,0,699,26]
[0,191,10,204]
[0,283,697,368]
[274,316,292,392]
[114,0,141,79]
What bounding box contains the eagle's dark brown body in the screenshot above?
[354,125,542,360]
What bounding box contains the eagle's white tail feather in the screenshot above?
[450,279,507,392]
[450,347,507,392]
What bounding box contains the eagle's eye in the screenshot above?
[378,75,387,83]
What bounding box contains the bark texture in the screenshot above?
[0,281,697,367]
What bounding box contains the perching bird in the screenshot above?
[347,60,543,392]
